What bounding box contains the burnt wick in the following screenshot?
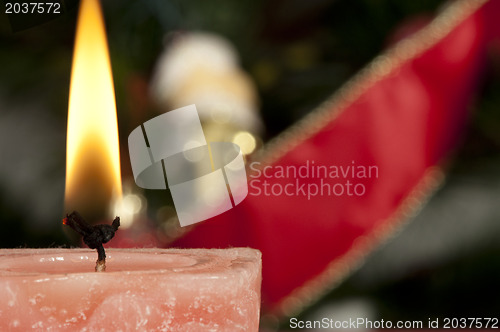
[63,211,120,272]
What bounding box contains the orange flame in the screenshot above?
[65,0,121,219]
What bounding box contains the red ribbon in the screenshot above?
[172,0,500,316]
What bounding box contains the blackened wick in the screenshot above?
[63,211,120,270]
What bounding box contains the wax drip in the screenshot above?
[63,211,120,272]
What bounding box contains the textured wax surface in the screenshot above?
[0,248,261,331]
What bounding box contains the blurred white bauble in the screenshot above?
[150,31,262,134]
[151,32,239,106]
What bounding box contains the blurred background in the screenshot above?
[0,0,499,329]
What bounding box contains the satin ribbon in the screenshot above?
[171,0,500,318]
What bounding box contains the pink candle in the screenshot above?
[0,248,261,331]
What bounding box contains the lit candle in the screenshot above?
[0,0,261,329]
[64,0,122,222]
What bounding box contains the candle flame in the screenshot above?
[65,0,121,219]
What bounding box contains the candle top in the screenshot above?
[0,248,261,276]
